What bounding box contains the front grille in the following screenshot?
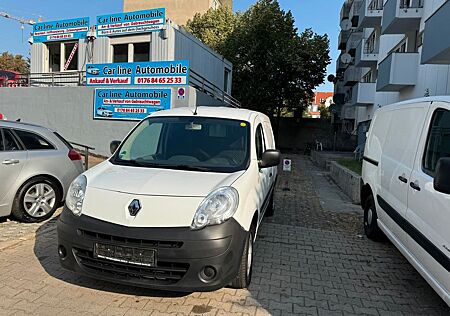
[74,248,189,285]
[79,229,183,249]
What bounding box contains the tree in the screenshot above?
[186,0,330,138]
[186,6,238,53]
[319,104,331,120]
[0,52,29,73]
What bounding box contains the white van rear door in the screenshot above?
[377,104,429,239]
[406,102,450,298]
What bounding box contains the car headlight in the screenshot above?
[66,175,87,216]
[191,187,239,230]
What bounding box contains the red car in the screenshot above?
[0,70,25,87]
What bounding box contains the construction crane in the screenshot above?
[0,11,36,25]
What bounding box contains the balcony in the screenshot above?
[376,52,419,91]
[336,57,347,72]
[349,0,363,27]
[358,0,383,29]
[344,65,362,86]
[351,82,376,106]
[338,30,351,50]
[340,0,352,21]
[381,0,424,34]
[341,104,356,120]
[421,0,450,64]
[346,32,363,55]
[355,37,379,67]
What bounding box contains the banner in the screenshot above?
[33,17,89,43]
[94,89,171,121]
[97,8,166,37]
[86,61,189,86]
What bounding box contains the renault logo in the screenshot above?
[128,199,142,216]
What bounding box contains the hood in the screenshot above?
[84,161,244,197]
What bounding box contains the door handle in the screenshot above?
[398,176,408,183]
[410,181,421,191]
[269,173,273,178]
[2,159,19,165]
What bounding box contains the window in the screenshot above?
[2,129,21,151]
[112,117,250,173]
[416,31,424,49]
[133,43,150,62]
[47,42,79,72]
[113,44,128,63]
[255,125,266,160]
[224,68,231,93]
[423,109,450,176]
[14,130,55,150]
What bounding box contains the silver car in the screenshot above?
[0,121,83,222]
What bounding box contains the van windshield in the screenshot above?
[111,116,250,173]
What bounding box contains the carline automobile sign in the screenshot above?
[33,17,89,43]
[97,8,166,37]
[94,88,171,121]
[86,61,189,86]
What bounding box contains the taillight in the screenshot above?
[68,149,82,161]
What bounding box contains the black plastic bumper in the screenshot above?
[57,207,248,292]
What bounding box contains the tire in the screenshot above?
[265,191,275,217]
[11,177,61,223]
[230,226,255,289]
[364,194,384,241]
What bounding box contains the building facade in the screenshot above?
[334,0,450,147]
[123,0,233,26]
[307,92,334,118]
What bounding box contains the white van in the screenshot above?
[57,106,280,291]
[361,97,450,306]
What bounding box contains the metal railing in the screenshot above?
[368,0,383,10]
[189,69,241,108]
[400,0,424,9]
[69,141,95,170]
[1,71,86,87]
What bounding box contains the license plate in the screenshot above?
[94,243,156,267]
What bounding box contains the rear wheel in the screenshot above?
[231,226,255,289]
[11,177,61,223]
[364,195,384,241]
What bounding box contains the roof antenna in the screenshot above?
[193,103,198,116]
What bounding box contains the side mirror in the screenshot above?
[259,150,281,168]
[110,140,121,155]
[434,158,450,194]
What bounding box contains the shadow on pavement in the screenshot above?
[33,217,189,298]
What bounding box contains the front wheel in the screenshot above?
[230,227,255,289]
[364,195,384,241]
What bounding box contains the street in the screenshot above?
[0,155,447,316]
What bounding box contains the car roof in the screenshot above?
[149,106,267,122]
[379,96,450,112]
[0,120,54,133]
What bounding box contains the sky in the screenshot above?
[0,0,341,91]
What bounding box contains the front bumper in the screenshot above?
[57,207,248,292]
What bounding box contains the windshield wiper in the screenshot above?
[165,164,212,172]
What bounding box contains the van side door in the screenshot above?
[377,105,429,241]
[254,119,271,217]
[406,103,450,293]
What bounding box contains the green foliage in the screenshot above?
[319,104,331,120]
[0,52,29,73]
[337,158,363,175]
[186,6,238,53]
[186,0,331,133]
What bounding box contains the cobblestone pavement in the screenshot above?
[0,155,448,315]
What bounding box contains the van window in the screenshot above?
[255,124,265,160]
[423,109,450,176]
[112,117,250,173]
[2,129,21,151]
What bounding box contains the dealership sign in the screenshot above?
[86,61,189,86]
[33,17,89,43]
[97,8,166,37]
[94,88,171,121]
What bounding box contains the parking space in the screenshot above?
[0,155,448,315]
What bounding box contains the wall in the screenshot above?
[0,86,219,157]
[124,0,212,26]
[330,161,361,204]
[276,118,357,152]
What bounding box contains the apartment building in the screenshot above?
[123,0,233,25]
[334,0,450,147]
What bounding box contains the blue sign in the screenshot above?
[86,61,189,86]
[33,17,89,43]
[97,9,166,37]
[94,89,171,121]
